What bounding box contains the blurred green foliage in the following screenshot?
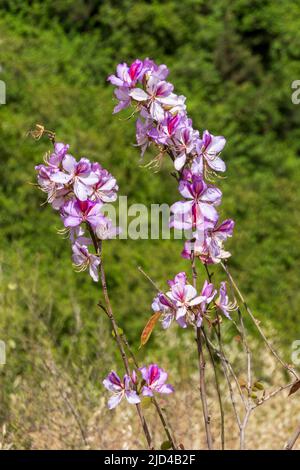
[1,0,300,386]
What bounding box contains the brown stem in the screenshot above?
[239,407,252,450]
[120,331,177,450]
[221,262,299,381]
[201,328,225,449]
[191,255,213,449]
[284,422,300,450]
[87,226,153,449]
[196,326,213,449]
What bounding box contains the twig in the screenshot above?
[221,262,299,380]
[120,331,177,449]
[43,360,87,446]
[284,422,300,450]
[87,226,154,449]
[192,255,213,449]
[201,328,225,449]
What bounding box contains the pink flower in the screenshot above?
[166,279,204,322]
[61,198,104,228]
[196,281,217,326]
[135,117,153,156]
[151,293,176,329]
[95,218,120,240]
[72,240,100,282]
[171,123,199,171]
[170,176,221,231]
[142,59,169,81]
[103,371,140,409]
[91,163,118,203]
[50,155,99,201]
[130,75,185,122]
[197,130,226,172]
[140,364,174,397]
[215,282,237,319]
[47,142,70,168]
[147,113,182,146]
[182,218,234,264]
[107,60,144,88]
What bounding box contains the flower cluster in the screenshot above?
[152,272,236,329]
[103,364,174,409]
[35,142,119,282]
[108,58,234,263]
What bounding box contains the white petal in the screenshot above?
[129,88,148,101]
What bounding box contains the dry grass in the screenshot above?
[1,340,299,450]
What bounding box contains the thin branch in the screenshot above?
[221,262,299,380]
[87,226,153,449]
[192,255,213,449]
[201,328,225,449]
[284,422,300,450]
[120,331,177,450]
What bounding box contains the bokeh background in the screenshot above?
[1,0,300,449]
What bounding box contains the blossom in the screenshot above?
[151,292,176,329]
[129,70,186,122]
[166,278,204,322]
[47,142,70,168]
[170,176,221,230]
[147,113,182,146]
[72,240,100,282]
[107,60,144,88]
[142,58,169,81]
[215,282,237,319]
[135,116,153,156]
[197,130,226,172]
[91,163,118,202]
[61,198,104,228]
[95,218,120,240]
[196,281,217,326]
[171,122,199,170]
[103,371,140,409]
[182,218,234,264]
[50,155,99,201]
[140,364,174,397]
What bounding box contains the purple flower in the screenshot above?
[197,130,226,172]
[171,123,198,171]
[151,292,176,329]
[61,198,104,228]
[95,218,120,240]
[50,155,99,201]
[91,163,118,203]
[166,280,204,322]
[103,371,140,409]
[140,364,174,397]
[129,71,186,123]
[142,58,169,80]
[196,280,217,326]
[170,176,221,230]
[182,219,234,264]
[72,240,100,282]
[215,282,237,319]
[167,271,187,287]
[107,60,144,88]
[47,142,70,168]
[148,113,182,145]
[135,116,153,156]
[113,87,132,114]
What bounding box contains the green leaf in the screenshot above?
[160,440,172,450]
